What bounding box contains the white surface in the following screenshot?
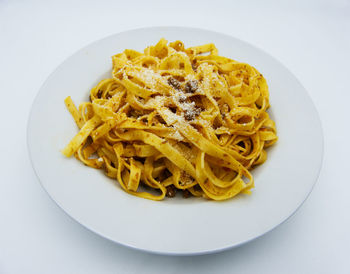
[1,0,349,272]
[27,26,323,255]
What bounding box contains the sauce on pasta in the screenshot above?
[62,39,277,201]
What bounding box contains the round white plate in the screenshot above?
[27,27,323,255]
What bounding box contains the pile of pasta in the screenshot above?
[62,38,277,201]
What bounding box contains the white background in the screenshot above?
[1,0,349,273]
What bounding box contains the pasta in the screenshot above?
[62,39,277,201]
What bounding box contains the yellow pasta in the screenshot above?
[62,38,277,201]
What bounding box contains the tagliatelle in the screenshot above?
[62,39,277,201]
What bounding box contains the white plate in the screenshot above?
[27,27,323,255]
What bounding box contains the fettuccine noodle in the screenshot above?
[62,39,277,201]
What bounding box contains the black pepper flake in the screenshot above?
[168,77,181,90]
[185,80,198,93]
[166,185,176,198]
[183,189,192,198]
[97,89,103,98]
[194,184,201,191]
